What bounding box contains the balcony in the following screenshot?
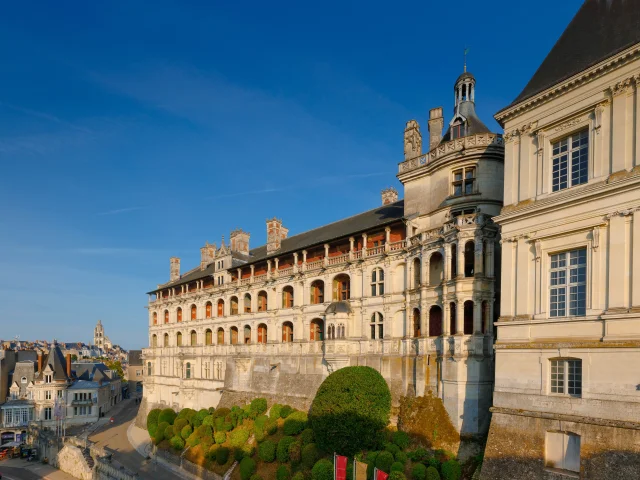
[71,399,94,406]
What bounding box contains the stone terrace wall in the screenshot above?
[57,445,93,480]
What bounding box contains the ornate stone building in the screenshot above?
[93,320,112,351]
[482,1,640,478]
[142,70,503,436]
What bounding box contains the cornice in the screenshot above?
[495,43,640,125]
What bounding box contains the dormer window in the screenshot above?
[452,167,476,196]
[45,374,52,384]
[451,121,465,140]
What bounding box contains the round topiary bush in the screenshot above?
[277,436,296,463]
[392,430,410,450]
[391,461,404,472]
[234,447,245,462]
[239,457,257,480]
[196,408,209,422]
[254,427,265,443]
[427,457,440,470]
[265,419,278,435]
[158,408,177,425]
[223,422,234,432]
[395,451,408,465]
[375,451,394,473]
[164,425,174,439]
[216,446,230,465]
[270,403,283,419]
[283,411,308,435]
[292,473,305,480]
[288,441,302,464]
[197,424,213,438]
[202,415,215,427]
[174,418,189,432]
[388,472,406,480]
[186,432,200,448]
[425,466,441,480]
[255,415,269,430]
[258,439,276,462]
[309,366,391,456]
[170,435,185,451]
[277,464,291,480]
[312,459,333,480]
[148,422,158,438]
[385,443,400,456]
[250,398,268,415]
[214,431,226,444]
[250,475,263,480]
[214,407,231,419]
[229,428,250,447]
[407,448,428,462]
[181,424,193,440]
[156,422,169,442]
[412,463,427,480]
[300,428,314,446]
[301,443,321,469]
[280,405,293,418]
[441,460,461,480]
[147,409,160,427]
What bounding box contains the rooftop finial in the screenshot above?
[463,47,469,73]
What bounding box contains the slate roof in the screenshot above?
[128,350,142,366]
[73,363,113,383]
[501,0,640,113]
[440,98,492,143]
[149,200,405,293]
[36,343,71,382]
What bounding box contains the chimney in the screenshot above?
[266,218,288,254]
[37,353,43,373]
[381,187,398,206]
[170,257,180,281]
[404,120,422,160]
[66,353,72,378]
[428,107,444,150]
[230,229,250,256]
[200,242,216,271]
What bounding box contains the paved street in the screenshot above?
[0,462,76,480]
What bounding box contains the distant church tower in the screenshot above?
[94,320,110,350]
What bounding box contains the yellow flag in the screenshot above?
[354,459,368,480]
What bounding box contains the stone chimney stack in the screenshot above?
[266,218,288,254]
[170,257,180,281]
[428,107,444,150]
[66,353,72,378]
[37,353,43,373]
[230,229,251,256]
[381,187,399,206]
[403,120,422,160]
[200,242,216,271]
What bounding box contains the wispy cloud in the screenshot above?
[97,206,148,216]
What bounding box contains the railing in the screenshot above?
[328,253,349,266]
[240,278,251,285]
[306,259,324,271]
[389,240,406,251]
[367,246,385,257]
[253,273,268,282]
[278,267,294,276]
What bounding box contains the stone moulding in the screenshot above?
[494,340,640,350]
[490,407,640,431]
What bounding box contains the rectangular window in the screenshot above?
[45,391,51,400]
[452,167,476,197]
[552,129,588,192]
[45,407,52,420]
[550,248,586,317]
[550,359,582,397]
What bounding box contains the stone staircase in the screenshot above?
[82,447,95,469]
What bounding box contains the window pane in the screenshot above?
[379,283,384,295]
[454,183,462,196]
[550,360,564,393]
[371,270,376,282]
[454,171,463,181]
[568,360,582,396]
[465,180,474,195]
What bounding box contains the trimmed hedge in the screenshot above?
[395,451,408,465]
[239,457,257,480]
[202,415,214,427]
[391,461,404,472]
[158,408,177,425]
[375,451,394,473]
[148,422,158,438]
[255,415,269,431]
[196,425,213,438]
[229,428,250,447]
[312,459,334,480]
[283,411,308,435]
[214,407,231,419]
[156,422,169,442]
[181,425,193,440]
[412,463,427,480]
[170,435,185,450]
[392,430,410,450]
[388,473,406,480]
[186,432,200,448]
[280,405,293,418]
[216,446,230,465]
[164,425,174,439]
[426,466,441,480]
[277,436,296,463]
[276,464,291,480]
[288,441,302,464]
[258,439,276,462]
[250,398,268,415]
[300,428,314,446]
[441,460,461,480]
[147,409,160,426]
[174,418,188,433]
[214,431,226,444]
[385,443,400,456]
[309,366,391,456]
[270,403,283,419]
[301,443,321,470]
[254,428,265,443]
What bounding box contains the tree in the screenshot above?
[105,360,125,380]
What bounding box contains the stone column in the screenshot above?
[362,234,368,258]
[237,269,241,287]
[473,298,482,333]
[349,237,355,260]
[385,227,391,252]
[324,244,329,267]
[444,243,452,281]
[455,300,463,334]
[250,265,255,281]
[485,240,494,278]
[424,254,430,287]
[422,303,429,337]
[302,250,307,271]
[457,241,465,278]
[267,260,272,279]
[443,303,451,335]
[475,237,484,276]
[293,252,299,273]
[274,258,280,275]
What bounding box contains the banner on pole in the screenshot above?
[374,467,389,480]
[334,454,348,480]
[354,459,368,480]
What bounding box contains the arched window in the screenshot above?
[451,244,458,278]
[370,312,384,339]
[244,294,252,313]
[163,333,169,347]
[217,328,225,345]
[164,310,169,324]
[230,297,238,315]
[244,325,251,344]
[413,258,421,288]
[310,319,324,341]
[464,300,474,334]
[429,306,443,337]
[310,280,324,304]
[217,299,225,317]
[450,302,457,334]
[152,335,157,348]
[176,332,183,346]
[482,301,489,334]
[464,241,475,277]
[191,304,197,320]
[230,326,239,345]
[205,329,213,345]
[337,323,345,339]
[257,324,267,344]
[185,362,191,379]
[327,324,336,340]
[257,291,267,312]
[413,309,421,337]
[147,362,152,376]
[429,252,444,285]
[333,274,350,301]
[282,322,293,343]
[206,301,212,318]
[153,312,157,325]
[177,307,183,323]
[371,268,385,296]
[282,286,294,308]
[191,330,197,346]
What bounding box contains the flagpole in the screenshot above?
[334,453,336,480]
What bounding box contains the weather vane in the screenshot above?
[464,47,470,73]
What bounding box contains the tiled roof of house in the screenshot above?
[36,343,71,382]
[73,363,113,383]
[149,199,405,293]
[500,0,640,114]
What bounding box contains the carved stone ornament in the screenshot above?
[604,206,640,220]
[610,77,634,96]
[534,240,542,261]
[592,227,599,251]
[594,101,608,135]
[553,116,584,133]
[404,120,422,159]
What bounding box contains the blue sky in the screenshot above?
[0,0,582,349]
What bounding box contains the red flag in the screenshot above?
[375,468,389,480]
[335,454,348,480]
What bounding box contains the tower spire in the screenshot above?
[463,47,469,73]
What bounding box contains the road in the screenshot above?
[0,464,76,480]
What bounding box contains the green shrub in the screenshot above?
[301,443,321,470]
[427,457,439,470]
[185,409,197,424]
[411,463,427,480]
[258,439,276,462]
[441,460,461,480]
[309,366,391,456]
[223,422,234,432]
[389,473,406,480]
[214,431,226,444]
[407,448,428,462]
[239,457,257,480]
[366,451,379,464]
[277,464,291,480]
[250,398,268,415]
[375,451,394,473]
[392,430,410,450]
[312,459,333,480]
[242,444,255,458]
[196,408,209,422]
[288,441,302,464]
[209,407,215,414]
[192,415,203,428]
[280,405,293,418]
[158,408,177,425]
[170,435,185,450]
[250,476,263,480]
[229,428,250,447]
[156,422,169,442]
[270,403,283,419]
[254,427,265,443]
[234,447,245,462]
[197,425,213,438]
[266,418,278,435]
[391,461,404,472]
[164,425,174,439]
[200,435,214,452]
[153,433,163,446]
[292,473,305,480]
[214,416,225,431]
[385,443,400,456]
[216,446,230,465]
[214,407,231,419]
[174,418,189,432]
[283,411,308,435]
[186,432,200,448]
[147,409,160,426]
[255,415,269,430]
[148,422,158,438]
[177,407,195,420]
[202,415,214,427]
[425,466,440,480]
[277,436,296,463]
[180,425,193,440]
[395,451,408,465]
[205,445,217,461]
